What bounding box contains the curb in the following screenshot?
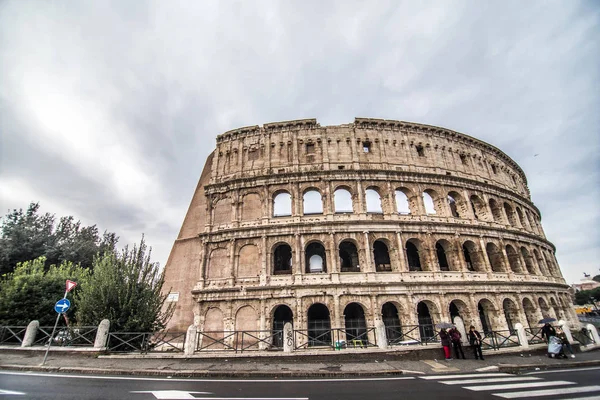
[0,365,404,378]
[498,360,600,374]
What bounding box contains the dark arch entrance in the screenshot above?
[382,302,402,344]
[406,242,422,271]
[417,302,435,340]
[307,303,331,346]
[449,302,460,322]
[436,243,450,271]
[344,303,367,343]
[478,302,492,335]
[374,240,391,271]
[272,305,293,348]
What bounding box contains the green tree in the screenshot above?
[0,203,118,275]
[0,257,89,325]
[593,275,600,283]
[75,237,173,332]
[574,287,600,306]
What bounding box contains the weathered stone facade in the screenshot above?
[163,117,575,342]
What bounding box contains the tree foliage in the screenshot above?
[0,203,118,276]
[574,287,600,306]
[75,237,173,332]
[0,257,89,325]
[593,275,600,283]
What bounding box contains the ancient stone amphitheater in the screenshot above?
[163,117,575,350]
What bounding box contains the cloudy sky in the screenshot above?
[1,1,598,284]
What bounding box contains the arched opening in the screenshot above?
[470,195,486,220]
[305,242,326,273]
[550,298,562,321]
[478,300,493,335]
[486,243,506,273]
[503,202,517,226]
[273,191,292,217]
[343,303,367,343]
[272,305,293,348]
[365,188,383,213]
[334,188,353,213]
[489,199,504,223]
[448,194,459,218]
[374,240,391,272]
[534,249,547,275]
[521,247,535,274]
[273,243,292,275]
[417,301,435,340]
[406,240,422,271]
[382,302,402,344]
[462,240,484,272]
[423,191,436,215]
[436,241,450,271]
[339,240,360,272]
[303,189,323,215]
[503,299,517,334]
[505,244,522,273]
[395,189,411,214]
[538,297,553,320]
[522,298,538,330]
[450,302,460,321]
[449,299,470,325]
[307,303,331,346]
[516,206,528,229]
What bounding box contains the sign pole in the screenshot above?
[41,288,68,366]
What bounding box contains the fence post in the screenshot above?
[94,319,110,349]
[586,323,600,344]
[184,324,197,355]
[558,320,574,344]
[375,320,388,349]
[283,322,293,353]
[21,320,39,347]
[514,322,529,349]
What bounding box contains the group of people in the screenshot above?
[541,322,576,358]
[439,325,484,360]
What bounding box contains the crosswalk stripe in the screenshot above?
[420,373,511,380]
[561,397,600,400]
[464,380,576,391]
[440,377,541,385]
[495,385,600,399]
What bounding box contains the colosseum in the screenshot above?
[163,117,576,350]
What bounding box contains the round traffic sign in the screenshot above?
[54,298,71,314]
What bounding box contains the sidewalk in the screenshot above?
[1,346,599,378]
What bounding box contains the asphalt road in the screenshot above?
[1,367,600,399]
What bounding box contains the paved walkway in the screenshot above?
[1,346,599,377]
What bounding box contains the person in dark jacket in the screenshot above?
[541,323,556,343]
[467,325,484,360]
[449,326,466,359]
[439,328,452,360]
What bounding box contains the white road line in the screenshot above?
[495,385,600,399]
[526,366,600,375]
[419,373,511,380]
[560,397,600,400]
[0,371,414,383]
[464,380,576,391]
[440,377,541,385]
[0,389,26,395]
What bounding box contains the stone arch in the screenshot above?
[417,300,438,340]
[489,198,504,223]
[272,242,292,275]
[373,239,392,272]
[207,247,228,279]
[549,297,562,321]
[305,241,327,273]
[435,239,453,271]
[505,244,522,273]
[343,302,368,342]
[449,299,471,324]
[516,206,529,229]
[538,297,553,319]
[462,240,485,272]
[448,191,467,218]
[477,298,498,333]
[365,187,383,213]
[522,297,539,329]
[273,190,292,217]
[520,246,536,274]
[382,302,402,344]
[303,188,323,215]
[502,298,518,333]
[271,304,294,348]
[307,303,331,346]
[240,192,262,221]
[486,242,506,273]
[213,197,231,226]
[339,239,360,272]
[203,307,225,349]
[503,202,518,227]
[543,251,557,276]
[406,238,425,271]
[394,188,411,214]
[533,249,548,276]
[237,244,260,278]
[470,194,487,220]
[422,189,437,215]
[334,187,353,213]
[234,305,259,347]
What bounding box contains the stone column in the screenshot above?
[363,231,373,273]
[21,320,39,347]
[283,322,294,353]
[478,237,493,274]
[94,319,110,349]
[198,240,208,288]
[333,295,342,329]
[229,239,236,285]
[514,322,529,349]
[396,232,408,272]
[356,180,365,215]
[375,319,388,349]
[294,233,302,279]
[427,233,439,271]
[260,235,268,285]
[184,324,197,355]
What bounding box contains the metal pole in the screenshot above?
[41,289,68,366]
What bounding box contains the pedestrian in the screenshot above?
[556,327,575,358]
[449,326,466,359]
[467,325,484,360]
[541,323,556,343]
[439,328,452,360]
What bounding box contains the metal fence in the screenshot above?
[0,326,27,345]
[524,327,545,345]
[107,331,186,353]
[34,326,98,347]
[481,330,520,350]
[571,328,596,346]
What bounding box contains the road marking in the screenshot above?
[132,390,213,399]
[0,389,26,395]
[440,376,541,385]
[464,380,575,391]
[495,385,600,399]
[0,371,414,383]
[525,366,600,375]
[420,373,512,380]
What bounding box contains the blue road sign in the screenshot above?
[54,298,70,314]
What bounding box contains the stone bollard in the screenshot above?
[586,323,600,344]
[21,320,39,347]
[375,320,388,350]
[184,324,197,356]
[94,319,110,349]
[454,316,468,345]
[514,322,529,349]
[558,320,574,344]
[283,322,294,353]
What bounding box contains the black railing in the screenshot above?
[481,330,520,350]
[35,326,98,347]
[524,327,545,345]
[107,331,186,353]
[237,330,283,352]
[196,330,237,351]
[0,326,27,345]
[571,328,595,346]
